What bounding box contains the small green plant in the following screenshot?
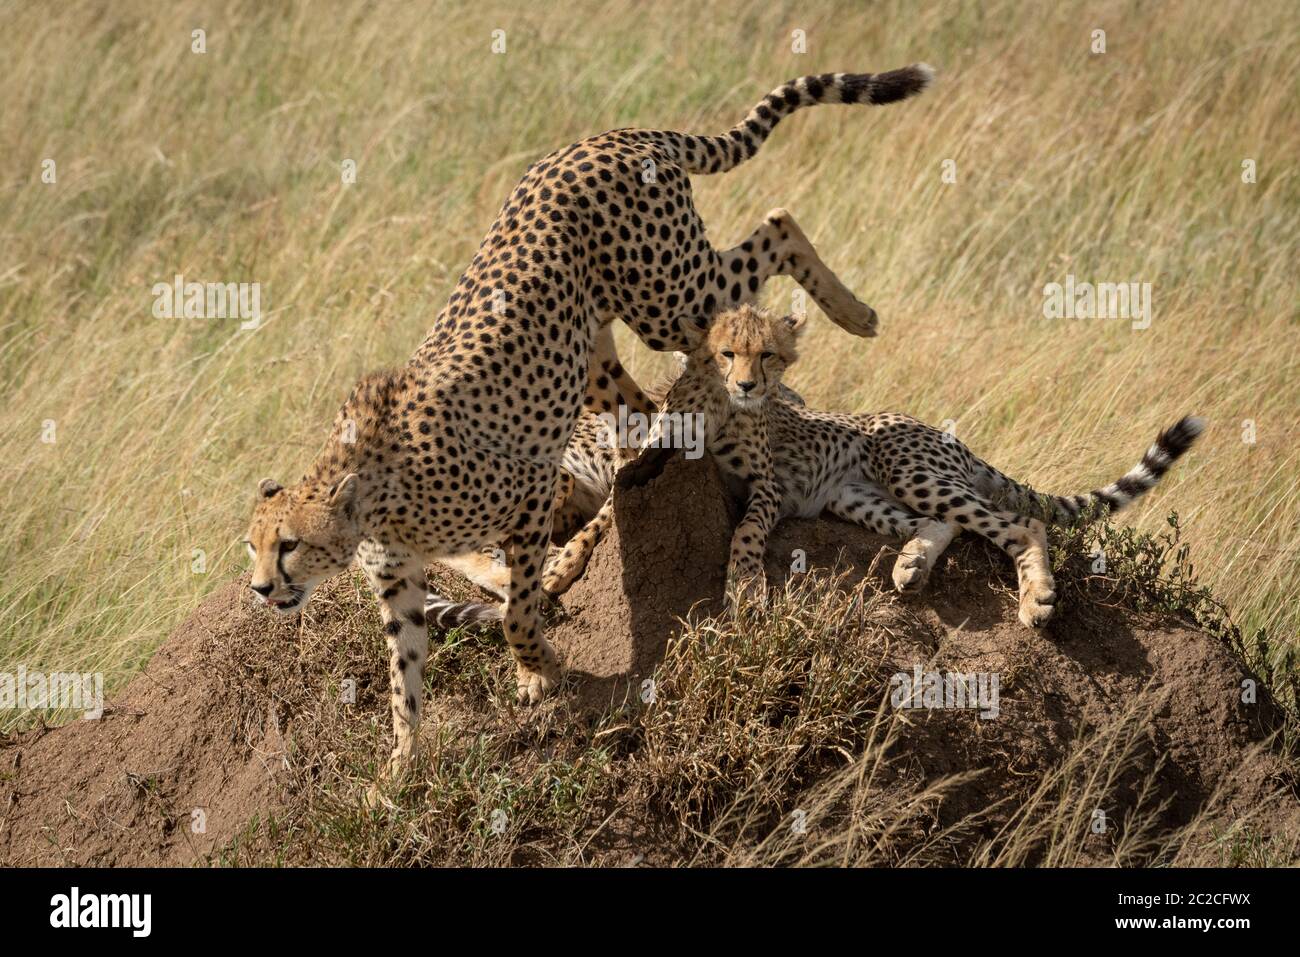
[1055,511,1299,716]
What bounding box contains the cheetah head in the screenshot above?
[243,474,361,615]
[698,304,806,409]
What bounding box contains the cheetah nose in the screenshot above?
[737,381,756,393]
[250,581,274,597]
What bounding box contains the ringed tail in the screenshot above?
[424,593,503,630]
[984,416,1205,523]
[671,64,935,175]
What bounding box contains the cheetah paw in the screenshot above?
[515,662,559,705]
[891,552,931,593]
[726,568,769,609]
[363,782,387,810]
[364,755,409,809]
[542,570,577,597]
[1017,582,1057,628]
[825,295,879,339]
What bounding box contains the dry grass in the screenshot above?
[204,566,1297,867]
[1,1,1296,727]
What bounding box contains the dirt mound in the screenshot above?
[758,518,1299,858]
[542,451,731,712]
[3,451,1296,866]
[0,583,289,866]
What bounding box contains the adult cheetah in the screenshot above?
[510,305,1203,628]
[243,66,934,780]
[420,363,809,629]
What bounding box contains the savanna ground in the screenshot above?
[1,0,1297,865]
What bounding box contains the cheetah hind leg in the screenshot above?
[548,469,589,540]
[717,208,878,338]
[1008,517,1055,628]
[894,481,1056,628]
[584,323,656,421]
[824,482,954,592]
[956,503,1055,627]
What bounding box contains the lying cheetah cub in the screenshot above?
[537,305,1203,628]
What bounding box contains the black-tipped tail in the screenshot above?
[1087,415,1205,512]
[671,63,935,174]
[843,63,936,105]
[1042,415,1205,519]
[979,416,1204,522]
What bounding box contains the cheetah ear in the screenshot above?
[258,478,283,499]
[329,473,360,516]
[783,313,808,336]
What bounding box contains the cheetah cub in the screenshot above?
[541,305,1203,628]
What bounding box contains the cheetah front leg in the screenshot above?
[505,469,563,703]
[729,474,781,605]
[428,468,577,620]
[726,422,782,605]
[541,405,677,595]
[543,496,612,597]
[357,542,430,783]
[543,373,710,597]
[717,208,878,338]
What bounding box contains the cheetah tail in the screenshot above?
[424,592,503,630]
[982,416,1205,523]
[670,64,935,175]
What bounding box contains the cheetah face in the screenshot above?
[243,475,361,615]
[703,304,807,409]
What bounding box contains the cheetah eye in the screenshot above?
[760,352,774,360]
[280,539,299,553]
[721,350,735,359]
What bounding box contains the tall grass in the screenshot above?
[1,0,1297,709]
